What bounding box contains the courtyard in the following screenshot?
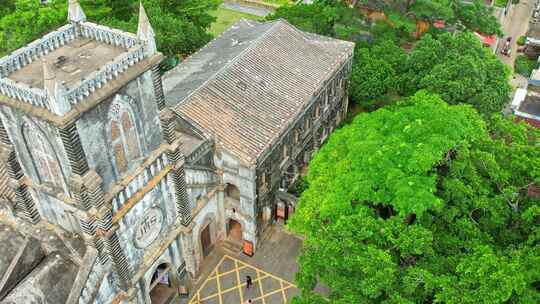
[185,225,302,304]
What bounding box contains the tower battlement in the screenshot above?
[0,2,156,116]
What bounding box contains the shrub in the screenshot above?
[515,55,537,77]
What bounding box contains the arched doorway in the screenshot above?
[227,219,242,241]
[200,222,213,257]
[149,263,177,304]
[225,183,240,201]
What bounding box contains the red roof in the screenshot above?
[433,20,445,29]
[528,184,540,199]
[483,35,496,46]
[474,32,496,46]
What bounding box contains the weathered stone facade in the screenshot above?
[0,2,353,304]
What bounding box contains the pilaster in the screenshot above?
[151,64,166,110]
[179,233,197,277]
[160,109,191,226]
[58,121,90,176]
[0,146,41,223]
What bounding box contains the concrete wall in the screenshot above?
[76,70,163,193]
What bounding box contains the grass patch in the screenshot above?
[515,55,538,77]
[259,0,292,5]
[209,8,263,37]
[494,0,508,7]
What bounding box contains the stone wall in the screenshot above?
[76,70,163,192]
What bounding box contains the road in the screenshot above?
[497,0,536,89]
[221,1,273,17]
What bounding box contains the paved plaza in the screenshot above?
[186,225,303,304]
[189,255,298,304]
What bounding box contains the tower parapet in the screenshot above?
[0,21,150,115]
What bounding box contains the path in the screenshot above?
[221,2,273,17]
[497,0,536,71]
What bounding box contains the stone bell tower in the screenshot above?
[0,1,192,299]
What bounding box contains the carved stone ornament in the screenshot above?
[134,207,163,249]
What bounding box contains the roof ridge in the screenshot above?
[173,20,283,107]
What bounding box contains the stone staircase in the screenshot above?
[221,239,243,255]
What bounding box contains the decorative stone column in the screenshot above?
[160,109,191,226]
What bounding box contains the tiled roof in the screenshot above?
[163,19,354,165]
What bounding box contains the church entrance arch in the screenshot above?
[149,263,177,304]
[227,219,242,241]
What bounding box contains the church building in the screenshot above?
[0,1,353,303]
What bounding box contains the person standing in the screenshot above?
[246,275,253,289]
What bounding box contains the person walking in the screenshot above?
[246,275,253,289]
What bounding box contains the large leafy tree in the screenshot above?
[400,32,511,115]
[0,0,66,56]
[0,0,15,16]
[0,0,219,58]
[267,2,338,36]
[349,39,405,109]
[290,92,540,303]
[356,0,500,35]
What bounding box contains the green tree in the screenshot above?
[0,0,66,56]
[400,32,511,115]
[349,39,405,109]
[0,0,219,58]
[453,0,501,35]
[267,2,339,36]
[289,92,540,303]
[355,0,501,35]
[0,0,15,16]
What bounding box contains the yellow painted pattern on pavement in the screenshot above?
[189,255,297,304]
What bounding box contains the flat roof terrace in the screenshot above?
[8,38,125,90]
[519,93,540,117]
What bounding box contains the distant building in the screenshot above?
[0,1,353,303]
[511,76,540,128]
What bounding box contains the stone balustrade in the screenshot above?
[80,22,138,49]
[0,24,77,78]
[112,152,169,213]
[0,21,146,115]
[0,78,51,110]
[185,139,214,164]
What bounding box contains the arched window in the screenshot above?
[22,122,63,188]
[109,97,141,176]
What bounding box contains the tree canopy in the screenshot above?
[289,91,540,304]
[270,1,508,115]
[400,32,512,115]
[0,0,220,58]
[355,0,501,35]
